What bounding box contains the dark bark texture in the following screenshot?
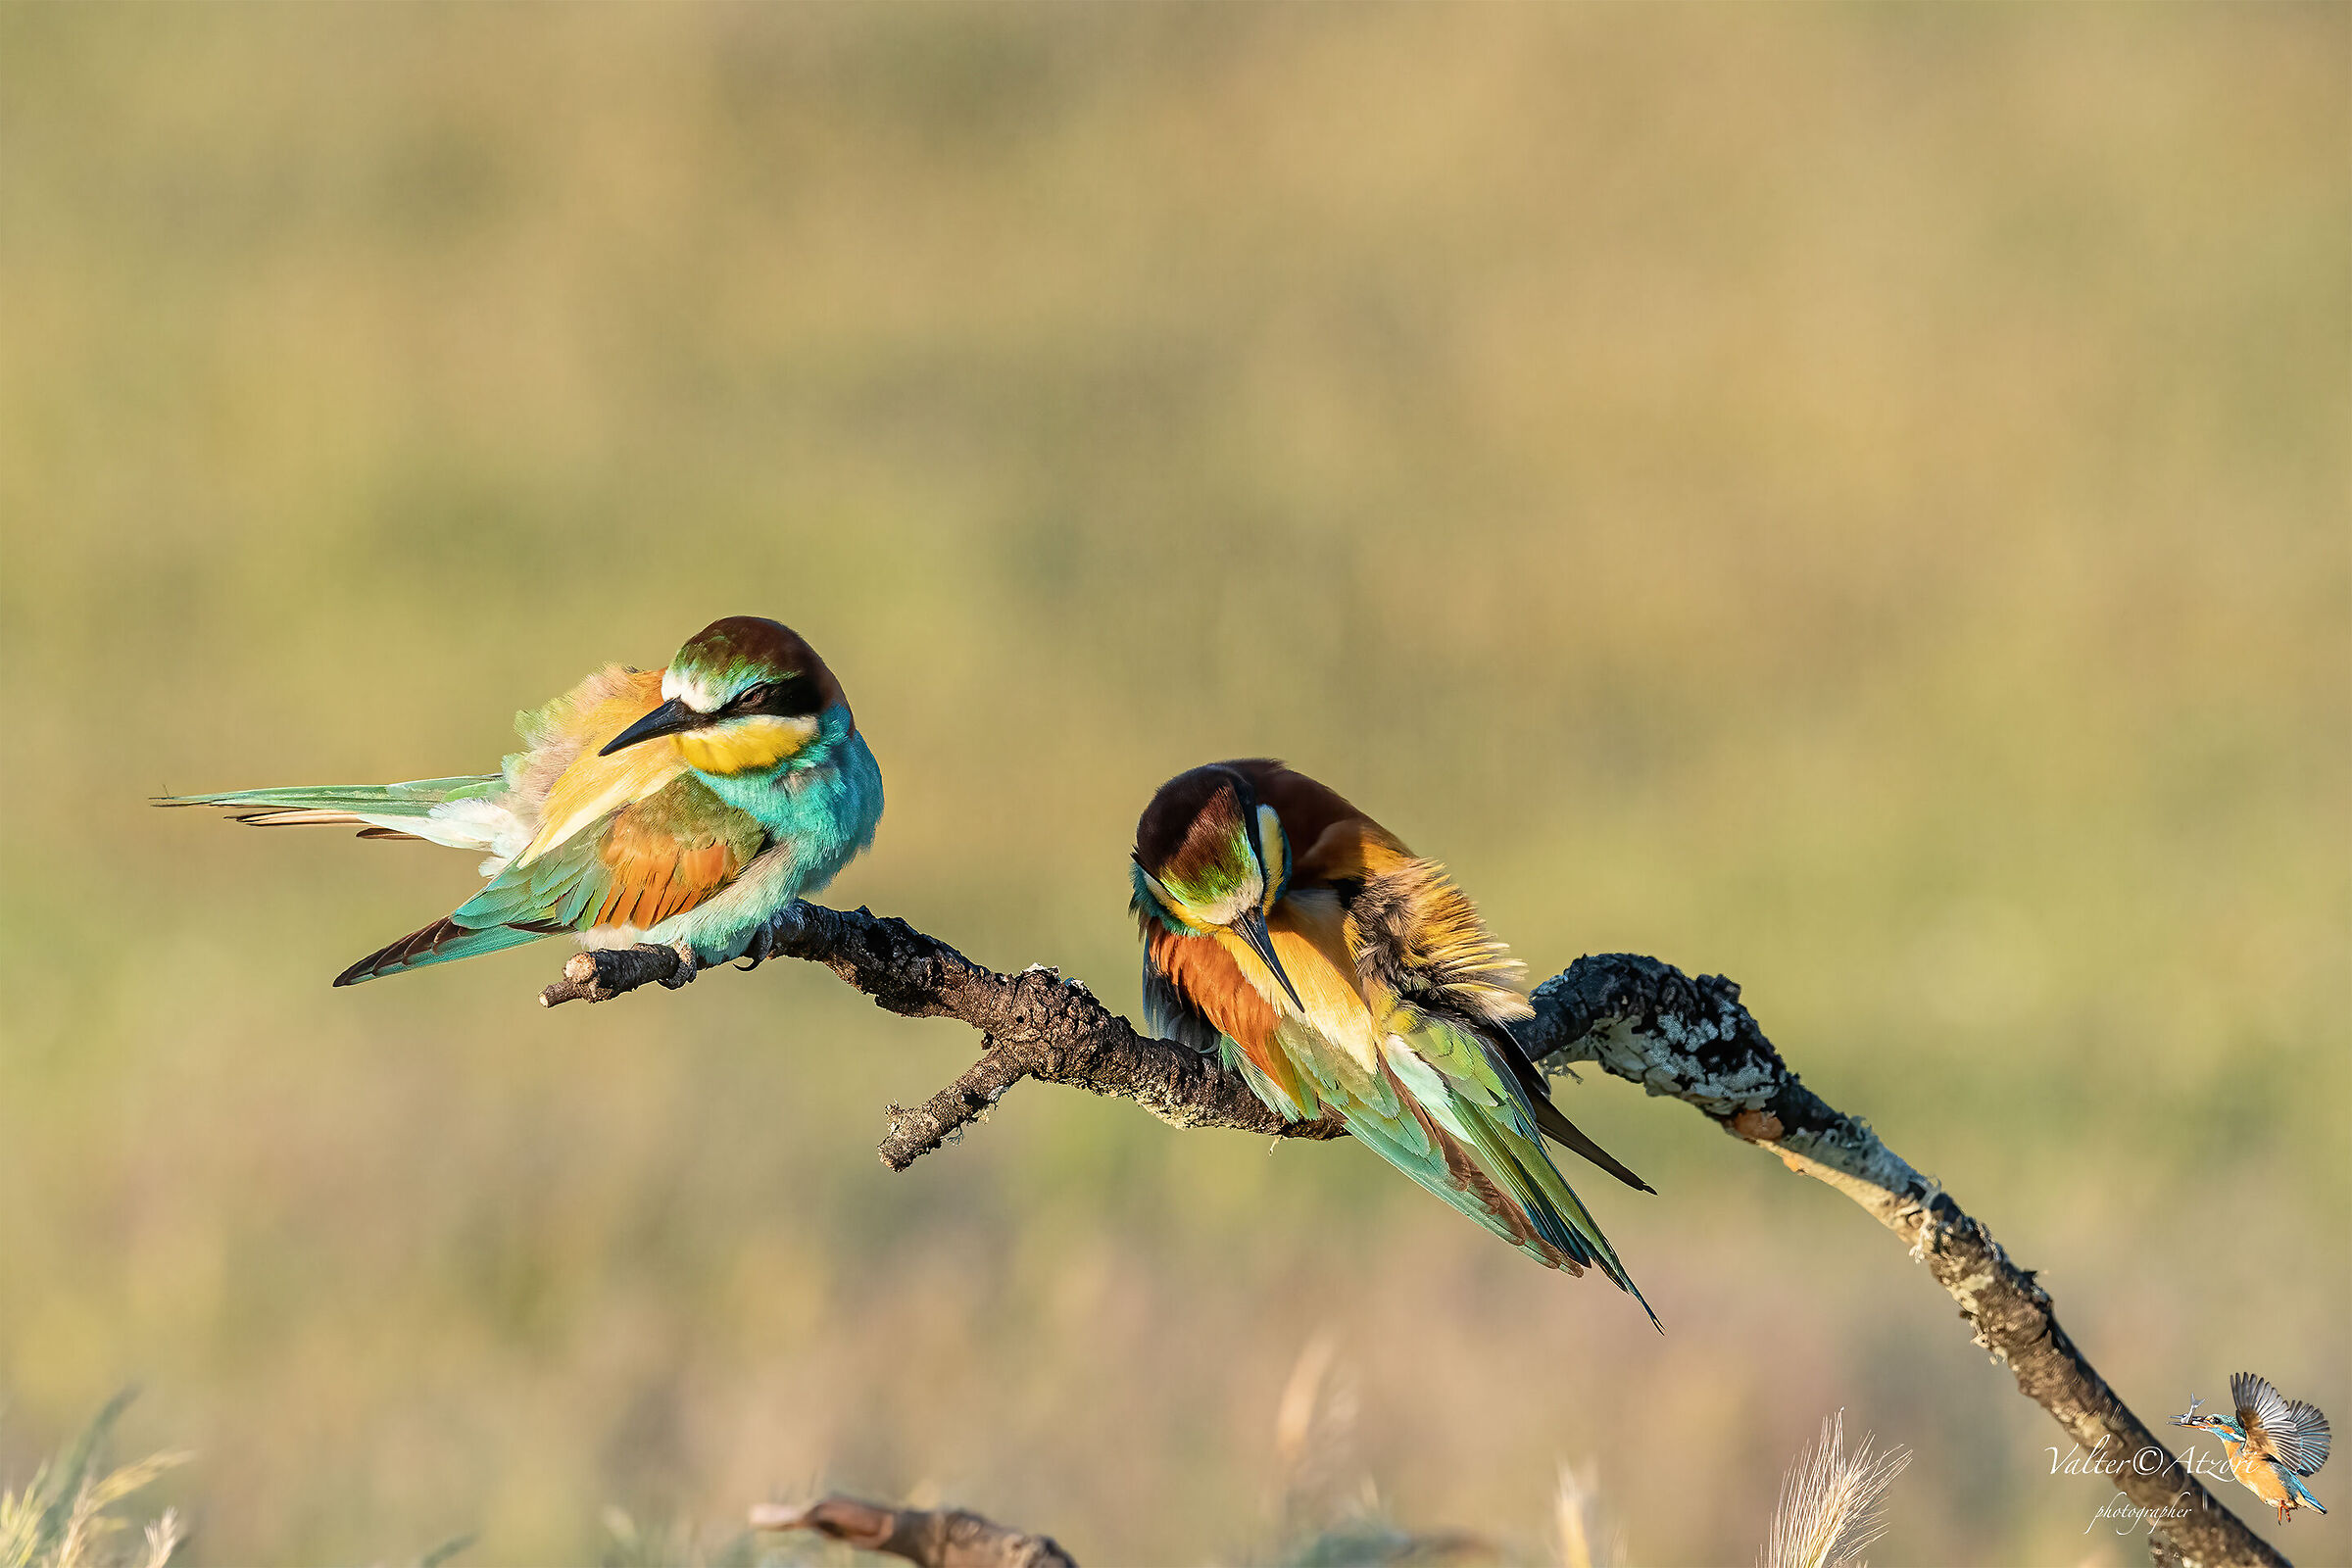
[549,905,2288,1568]
[542,902,1345,1166]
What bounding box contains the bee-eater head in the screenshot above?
[1132,762,1303,1009]
[600,615,849,776]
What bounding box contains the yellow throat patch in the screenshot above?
[677,714,816,776]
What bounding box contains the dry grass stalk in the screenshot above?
[1759,1411,1911,1568]
[0,1393,189,1568]
[1551,1462,1624,1568]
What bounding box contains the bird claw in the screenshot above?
[733,922,774,971]
[658,942,700,988]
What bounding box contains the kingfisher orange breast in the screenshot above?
[2223,1439,2292,1504]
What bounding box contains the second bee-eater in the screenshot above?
[162,615,884,986]
[2176,1373,2331,1524]
[1130,760,1658,1326]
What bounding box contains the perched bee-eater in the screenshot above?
[162,616,884,986]
[2175,1373,2331,1524]
[1130,760,1657,1326]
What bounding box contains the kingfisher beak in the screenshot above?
[600,698,703,756]
[1235,907,1305,1012]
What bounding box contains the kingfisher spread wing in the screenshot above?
[1132,760,1657,1327]
[2234,1373,2332,1483]
[162,616,884,985]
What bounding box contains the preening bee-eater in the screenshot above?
[2175,1373,2331,1524]
[1130,760,1657,1326]
[162,616,884,986]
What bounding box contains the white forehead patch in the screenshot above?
[660,665,729,713]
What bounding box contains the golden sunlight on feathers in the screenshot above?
[516,668,689,865]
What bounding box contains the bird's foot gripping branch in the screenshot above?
[542,901,2289,1568]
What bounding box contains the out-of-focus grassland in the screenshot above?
[1,6,2343,1564]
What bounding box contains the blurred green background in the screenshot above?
[3,5,2345,1564]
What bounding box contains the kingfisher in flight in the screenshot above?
[2175,1373,2331,1524]
[1130,760,1658,1326]
[161,615,884,986]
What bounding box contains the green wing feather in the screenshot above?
[335,775,762,986]
[1338,857,1658,1325]
[1372,1007,1656,1326]
[334,827,611,985]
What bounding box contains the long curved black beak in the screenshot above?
[1235,907,1305,1012]
[600,698,703,756]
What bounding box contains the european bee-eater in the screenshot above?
[2175,1374,2331,1524]
[1130,760,1657,1325]
[162,615,884,986]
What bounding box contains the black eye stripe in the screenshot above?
[727,673,821,716]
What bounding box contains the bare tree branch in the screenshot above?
[751,1494,1074,1568]
[550,905,2287,1568]
[541,903,1347,1167]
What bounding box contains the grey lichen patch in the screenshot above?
[1942,1257,2009,1355]
[1524,957,1791,1117]
[1582,1016,1781,1113]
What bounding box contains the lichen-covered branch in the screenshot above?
[1514,957,2284,1568]
[751,1494,1075,1568]
[545,906,2285,1568]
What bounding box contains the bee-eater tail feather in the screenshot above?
[156,777,502,814]
[1483,1099,1661,1328]
[334,916,557,986]
[1350,1085,1661,1330]
[159,777,514,855]
[1529,1156,1660,1329]
[1528,1095,1655,1195]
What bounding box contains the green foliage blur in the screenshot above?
[2,6,2344,1564]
